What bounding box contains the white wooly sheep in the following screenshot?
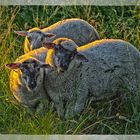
[6,48,50,114]
[15,18,100,53]
[43,38,140,119]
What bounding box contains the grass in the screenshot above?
[0,5,140,134]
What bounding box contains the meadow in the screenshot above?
[0,6,140,134]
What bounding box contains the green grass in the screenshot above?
[0,5,140,134]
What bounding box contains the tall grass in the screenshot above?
[0,6,140,134]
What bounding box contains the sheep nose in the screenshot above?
[62,62,69,70]
[28,81,37,90]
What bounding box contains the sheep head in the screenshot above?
[14,30,55,50]
[44,38,88,73]
[6,57,51,91]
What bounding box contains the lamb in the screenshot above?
[6,48,51,114]
[43,38,140,119]
[15,18,100,53]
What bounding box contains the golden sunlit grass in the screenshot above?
[0,6,140,134]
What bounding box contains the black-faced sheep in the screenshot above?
[43,38,140,119]
[15,18,100,53]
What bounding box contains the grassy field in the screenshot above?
[0,6,140,134]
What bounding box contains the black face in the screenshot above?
[20,61,40,90]
[54,44,77,72]
[27,30,45,50]
[27,30,54,50]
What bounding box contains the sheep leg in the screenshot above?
[36,99,49,116]
[64,85,88,119]
[52,96,65,118]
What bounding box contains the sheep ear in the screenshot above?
[43,42,55,49]
[75,53,88,63]
[44,33,56,38]
[14,31,28,37]
[6,63,21,70]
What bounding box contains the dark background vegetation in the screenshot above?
[0,6,140,134]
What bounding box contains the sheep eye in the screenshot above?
[41,37,44,42]
[27,36,31,41]
[36,67,40,71]
[54,46,59,51]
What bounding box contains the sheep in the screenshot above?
[43,38,140,119]
[15,18,100,53]
[6,48,51,115]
